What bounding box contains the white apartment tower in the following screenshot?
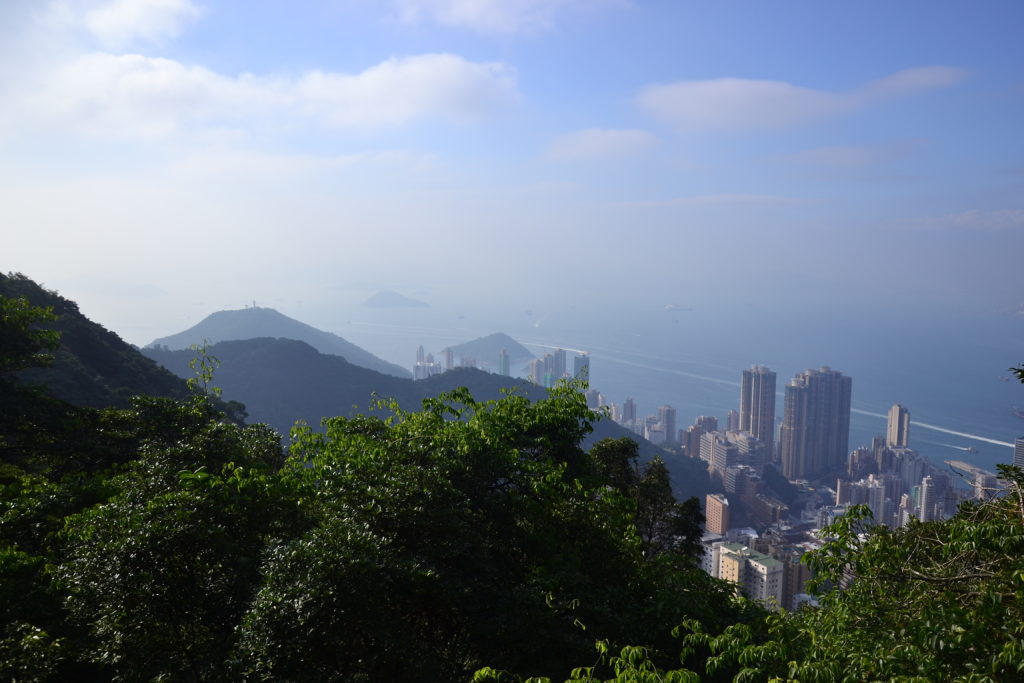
[740,365,776,451]
[887,404,911,448]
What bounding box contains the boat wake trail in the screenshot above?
[851,408,1013,448]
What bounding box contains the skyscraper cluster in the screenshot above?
[528,348,579,388]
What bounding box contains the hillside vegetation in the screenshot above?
[3,285,1023,682]
[141,338,711,499]
[0,273,190,408]
[2,291,743,681]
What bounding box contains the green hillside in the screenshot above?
[142,337,711,500]
[0,273,190,408]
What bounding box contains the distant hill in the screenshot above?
[148,306,410,378]
[142,337,711,500]
[444,332,535,370]
[0,272,191,408]
[363,290,428,308]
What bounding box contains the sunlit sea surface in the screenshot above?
[327,302,1024,479]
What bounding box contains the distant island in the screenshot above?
[148,306,411,378]
[363,290,429,308]
[444,332,535,370]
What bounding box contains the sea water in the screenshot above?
[327,301,1023,479]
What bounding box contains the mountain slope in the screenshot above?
[148,306,410,378]
[1,272,191,408]
[142,337,711,499]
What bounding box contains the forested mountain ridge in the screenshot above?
[142,337,712,500]
[0,272,190,408]
[148,305,411,378]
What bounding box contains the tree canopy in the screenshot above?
[4,287,1021,682]
[1,291,743,680]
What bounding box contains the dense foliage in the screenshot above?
[142,337,712,500]
[0,272,191,408]
[4,288,1021,682]
[1,292,745,681]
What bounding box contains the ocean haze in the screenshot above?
[313,300,1023,477]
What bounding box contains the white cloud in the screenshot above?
[638,67,968,132]
[84,0,201,49]
[11,51,519,139]
[396,0,623,34]
[914,209,1024,231]
[296,54,518,127]
[547,128,655,160]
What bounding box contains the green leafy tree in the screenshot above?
[55,412,288,681]
[0,296,58,375]
[588,438,705,561]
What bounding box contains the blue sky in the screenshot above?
[2,0,1022,343]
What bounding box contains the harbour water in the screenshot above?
[328,301,1023,479]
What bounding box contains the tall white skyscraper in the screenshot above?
[740,365,776,450]
[887,404,911,448]
[918,475,937,522]
[1014,437,1024,469]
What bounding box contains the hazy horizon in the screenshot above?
[3,0,1023,350]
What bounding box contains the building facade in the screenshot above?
[779,367,852,480]
[887,403,911,448]
[740,365,777,450]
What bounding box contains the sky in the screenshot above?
[3,0,1024,344]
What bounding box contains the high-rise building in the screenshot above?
[551,348,567,383]
[702,432,739,475]
[887,404,911,448]
[1015,437,1024,469]
[778,367,852,480]
[918,475,937,522]
[683,416,719,460]
[621,397,637,426]
[658,405,677,445]
[528,359,545,386]
[498,349,510,376]
[705,493,730,535]
[731,431,768,471]
[444,347,454,371]
[726,410,740,433]
[573,352,590,382]
[740,365,777,450]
